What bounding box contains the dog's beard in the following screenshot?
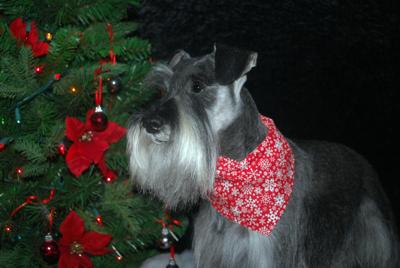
[127,107,217,208]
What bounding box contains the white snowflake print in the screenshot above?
[275,140,283,150]
[236,199,245,207]
[231,206,242,216]
[262,179,276,192]
[284,182,292,195]
[275,194,285,205]
[223,180,232,191]
[232,188,239,196]
[248,216,257,225]
[254,187,262,194]
[261,194,271,204]
[265,148,273,157]
[260,158,270,170]
[267,209,279,223]
[255,207,263,217]
[240,160,248,170]
[242,184,253,195]
[246,197,257,209]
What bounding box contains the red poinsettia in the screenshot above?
[58,211,112,268]
[10,18,49,57]
[65,109,126,179]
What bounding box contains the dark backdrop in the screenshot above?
[133,0,400,226]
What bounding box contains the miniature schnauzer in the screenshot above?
[127,44,399,267]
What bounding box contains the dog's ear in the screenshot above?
[214,44,257,85]
[168,50,191,68]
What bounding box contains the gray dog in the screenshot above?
[127,44,399,267]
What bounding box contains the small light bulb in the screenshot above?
[45,32,53,41]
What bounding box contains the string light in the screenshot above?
[70,86,78,94]
[95,215,103,225]
[16,167,24,176]
[4,223,12,233]
[57,143,66,155]
[45,32,53,41]
[111,245,123,261]
[34,65,43,74]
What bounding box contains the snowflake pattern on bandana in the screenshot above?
[210,115,295,237]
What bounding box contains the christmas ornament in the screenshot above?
[211,115,295,237]
[90,107,108,132]
[157,227,172,249]
[9,18,49,57]
[40,233,60,264]
[58,211,112,268]
[64,109,126,178]
[107,76,122,94]
[166,246,179,268]
[166,258,179,268]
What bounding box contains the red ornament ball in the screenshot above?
[40,234,60,265]
[90,111,108,132]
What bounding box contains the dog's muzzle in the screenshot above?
[141,115,171,143]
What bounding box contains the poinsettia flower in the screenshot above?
[65,109,126,177]
[9,18,49,57]
[58,211,112,268]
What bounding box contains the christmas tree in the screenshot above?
[0,1,185,267]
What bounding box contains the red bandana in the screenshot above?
[211,115,295,236]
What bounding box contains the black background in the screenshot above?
[134,0,400,227]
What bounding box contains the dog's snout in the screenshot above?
[143,117,163,134]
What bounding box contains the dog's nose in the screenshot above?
[143,117,163,134]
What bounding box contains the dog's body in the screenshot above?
[128,45,399,267]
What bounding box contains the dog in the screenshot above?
[127,44,399,267]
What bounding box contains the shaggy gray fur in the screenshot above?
[128,45,399,267]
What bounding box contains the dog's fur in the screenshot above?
[128,45,399,267]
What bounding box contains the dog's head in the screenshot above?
[127,44,258,208]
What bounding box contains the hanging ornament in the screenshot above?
[166,246,179,268]
[107,76,122,94]
[166,258,179,268]
[90,76,108,131]
[90,106,108,132]
[40,233,60,264]
[157,226,172,249]
[64,109,125,178]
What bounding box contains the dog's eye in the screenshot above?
[192,80,205,93]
